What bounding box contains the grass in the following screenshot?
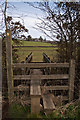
[16,40,56,46]
[14,40,58,62]
[8,102,80,119]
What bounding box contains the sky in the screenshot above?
[6,2,51,40]
[1,0,79,40]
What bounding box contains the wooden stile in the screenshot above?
[4,29,76,114]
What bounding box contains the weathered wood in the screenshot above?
[6,29,13,103]
[13,63,69,68]
[43,53,51,63]
[14,49,57,52]
[25,52,32,63]
[22,52,32,75]
[13,85,29,91]
[13,46,58,48]
[31,96,41,114]
[79,86,80,100]
[0,37,2,89]
[42,94,55,114]
[30,81,41,114]
[51,95,68,107]
[13,86,57,93]
[30,85,41,96]
[30,69,41,114]
[41,86,69,90]
[13,74,69,80]
[0,37,2,119]
[43,53,51,74]
[69,59,75,102]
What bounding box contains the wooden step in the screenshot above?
[42,94,55,114]
[30,85,41,96]
[30,69,42,114]
[30,83,41,114]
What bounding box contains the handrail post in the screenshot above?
[6,29,13,104]
[0,37,2,119]
[69,59,75,102]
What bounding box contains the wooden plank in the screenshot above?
[43,94,55,110]
[30,69,41,96]
[26,52,32,63]
[30,85,41,96]
[30,69,42,114]
[13,63,69,68]
[31,96,41,114]
[41,86,69,90]
[43,53,51,63]
[69,59,75,102]
[13,46,58,48]
[14,50,57,52]
[13,85,29,91]
[6,29,13,103]
[13,74,69,80]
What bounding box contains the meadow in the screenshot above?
[14,41,58,62]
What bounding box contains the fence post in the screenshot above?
[0,37,2,119]
[79,86,80,100]
[6,29,13,104]
[69,59,75,102]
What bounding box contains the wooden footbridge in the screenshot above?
[6,29,75,114]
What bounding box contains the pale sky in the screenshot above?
[7,2,51,40]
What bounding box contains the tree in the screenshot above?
[28,2,80,62]
[27,35,32,41]
[6,16,28,39]
[39,36,43,42]
[1,1,28,98]
[1,0,28,65]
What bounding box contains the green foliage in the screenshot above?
[39,36,43,42]
[64,104,80,119]
[26,113,42,118]
[8,103,26,118]
[8,102,80,119]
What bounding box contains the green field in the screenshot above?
[14,41,58,62]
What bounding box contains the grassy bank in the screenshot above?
[14,41,58,62]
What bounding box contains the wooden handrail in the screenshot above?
[25,52,32,63]
[43,53,51,63]
[13,63,69,68]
